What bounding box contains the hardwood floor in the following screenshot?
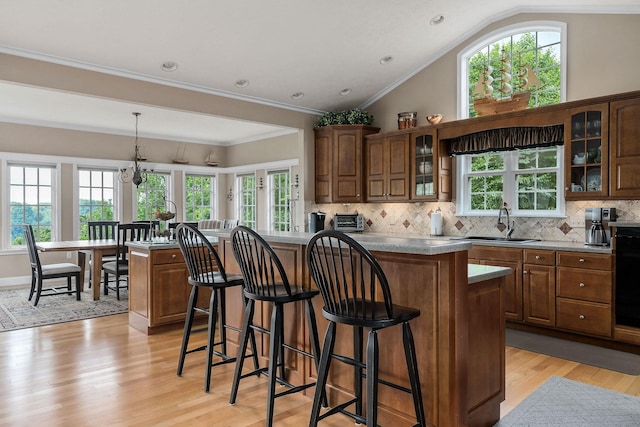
[1,314,639,426]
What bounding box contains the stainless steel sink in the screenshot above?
[451,236,540,243]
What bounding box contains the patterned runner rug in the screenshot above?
[495,376,640,426]
[0,286,128,332]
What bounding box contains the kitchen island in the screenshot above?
[205,230,509,427]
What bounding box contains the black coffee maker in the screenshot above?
[308,212,326,233]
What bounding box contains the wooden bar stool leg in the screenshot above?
[309,321,336,427]
[230,299,256,405]
[354,326,364,418]
[366,329,379,427]
[265,304,283,427]
[177,286,198,376]
[205,289,219,392]
[404,322,426,425]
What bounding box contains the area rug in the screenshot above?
[0,287,128,332]
[494,376,640,426]
[506,328,640,375]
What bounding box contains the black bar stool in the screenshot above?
[175,223,258,392]
[306,229,427,427]
[229,226,323,427]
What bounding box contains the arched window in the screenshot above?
[458,21,566,119]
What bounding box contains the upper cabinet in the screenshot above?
[412,130,452,202]
[609,97,640,199]
[314,125,380,204]
[564,103,609,200]
[364,133,410,202]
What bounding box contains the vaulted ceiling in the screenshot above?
[1,1,638,145]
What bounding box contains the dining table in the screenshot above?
[35,239,117,300]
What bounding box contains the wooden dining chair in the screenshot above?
[22,224,82,306]
[86,220,119,289]
[101,223,150,299]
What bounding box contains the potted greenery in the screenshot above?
[315,108,374,127]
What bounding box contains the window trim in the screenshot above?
[75,166,121,239]
[4,159,60,248]
[183,172,217,222]
[266,169,291,232]
[457,20,567,120]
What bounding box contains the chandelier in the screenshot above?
[119,112,148,187]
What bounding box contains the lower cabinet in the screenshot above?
[471,246,614,341]
[128,245,210,335]
[469,246,523,321]
[556,251,613,338]
[523,250,556,327]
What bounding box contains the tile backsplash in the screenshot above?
[306,200,640,243]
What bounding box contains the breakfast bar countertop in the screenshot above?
[201,229,472,256]
[202,229,612,254]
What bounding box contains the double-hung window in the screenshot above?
[78,168,117,239]
[237,174,256,229]
[268,170,290,231]
[457,146,563,217]
[185,174,216,221]
[136,172,170,221]
[9,164,55,245]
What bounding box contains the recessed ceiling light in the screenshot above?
[291,92,304,100]
[235,79,250,88]
[430,15,445,25]
[379,56,393,65]
[161,61,178,72]
[339,88,352,96]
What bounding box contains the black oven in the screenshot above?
[615,227,640,328]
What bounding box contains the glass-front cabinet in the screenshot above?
[412,131,437,200]
[565,103,609,199]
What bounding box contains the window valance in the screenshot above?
[445,124,564,156]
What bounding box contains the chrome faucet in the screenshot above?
[497,203,515,239]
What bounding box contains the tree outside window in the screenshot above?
[462,147,560,215]
[237,174,256,229]
[136,172,170,223]
[185,174,215,221]
[463,25,563,118]
[78,169,116,239]
[268,171,290,231]
[9,164,54,245]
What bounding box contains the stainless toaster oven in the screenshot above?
[333,213,364,232]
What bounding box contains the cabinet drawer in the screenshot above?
[152,249,185,265]
[556,251,613,270]
[556,298,612,338]
[557,268,612,303]
[524,250,555,266]
[468,246,522,262]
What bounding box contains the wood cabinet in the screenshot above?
[564,103,609,199]
[314,125,380,203]
[556,251,613,338]
[523,249,556,327]
[469,246,523,321]
[364,133,410,201]
[609,97,640,198]
[128,245,211,335]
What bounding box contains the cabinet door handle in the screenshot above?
[579,314,585,320]
[535,255,541,260]
[523,270,528,274]
[579,258,585,263]
[171,254,177,259]
[579,282,585,288]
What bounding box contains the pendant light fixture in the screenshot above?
[119,112,148,187]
